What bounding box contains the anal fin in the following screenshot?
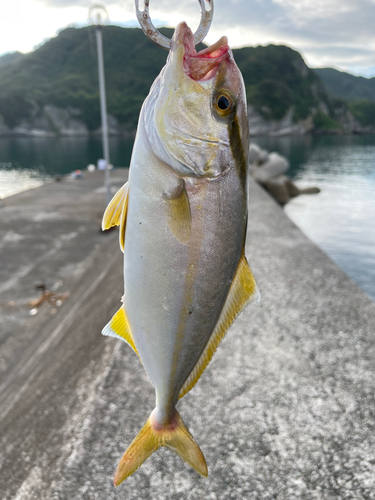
[178,253,260,399]
[102,305,138,357]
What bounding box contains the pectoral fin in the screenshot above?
[178,253,260,399]
[102,182,129,252]
[102,305,138,357]
[164,181,191,245]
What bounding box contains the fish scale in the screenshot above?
[101,21,259,485]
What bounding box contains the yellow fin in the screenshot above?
[165,182,191,244]
[102,182,128,230]
[113,410,207,486]
[102,306,138,356]
[102,182,129,252]
[178,254,260,399]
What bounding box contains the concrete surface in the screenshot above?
[0,170,125,387]
[0,172,375,499]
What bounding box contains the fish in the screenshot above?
[101,21,260,486]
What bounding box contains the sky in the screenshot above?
[1,0,375,77]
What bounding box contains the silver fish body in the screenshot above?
[102,22,259,485]
[125,123,246,423]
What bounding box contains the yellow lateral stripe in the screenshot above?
[178,254,260,400]
[110,306,138,355]
[102,182,129,231]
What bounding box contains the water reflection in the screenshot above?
[0,164,48,198]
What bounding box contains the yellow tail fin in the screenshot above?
[113,410,207,486]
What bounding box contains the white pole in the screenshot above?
[95,22,111,206]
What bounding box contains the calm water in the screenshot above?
[0,136,134,197]
[0,134,374,301]
[257,135,375,301]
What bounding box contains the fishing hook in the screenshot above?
[135,0,214,50]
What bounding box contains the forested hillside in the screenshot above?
[0,26,362,134]
[0,51,24,68]
[314,68,375,128]
[0,26,175,132]
[315,68,375,103]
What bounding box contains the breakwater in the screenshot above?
[0,170,374,499]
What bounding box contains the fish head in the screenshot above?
[147,22,249,179]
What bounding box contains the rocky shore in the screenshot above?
[0,105,134,138]
[248,104,375,136]
[0,102,372,138]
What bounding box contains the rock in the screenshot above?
[252,153,290,184]
[248,105,308,136]
[12,109,56,136]
[264,175,321,205]
[284,177,300,197]
[258,148,270,165]
[333,105,363,133]
[13,125,55,137]
[248,143,262,165]
[3,105,90,137]
[92,114,123,136]
[248,144,269,168]
[265,175,291,205]
[44,105,89,136]
[298,186,321,195]
[249,144,320,205]
[319,101,330,116]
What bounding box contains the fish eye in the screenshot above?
[218,96,230,110]
[213,90,235,117]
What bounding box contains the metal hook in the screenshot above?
[135,0,214,50]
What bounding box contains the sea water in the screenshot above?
[0,134,374,301]
[256,135,375,301]
[0,136,134,198]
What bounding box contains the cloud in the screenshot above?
[3,0,375,76]
[209,0,375,76]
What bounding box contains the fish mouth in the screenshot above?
[175,22,230,81]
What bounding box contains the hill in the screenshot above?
[0,26,176,132]
[0,51,24,68]
[347,100,375,127]
[315,67,375,103]
[0,26,356,135]
[315,68,375,128]
[235,44,329,122]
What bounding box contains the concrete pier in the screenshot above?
[0,170,374,499]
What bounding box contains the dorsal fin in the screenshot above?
[102,305,139,357]
[102,182,129,252]
[178,253,260,399]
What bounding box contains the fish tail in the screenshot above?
[113,409,207,486]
